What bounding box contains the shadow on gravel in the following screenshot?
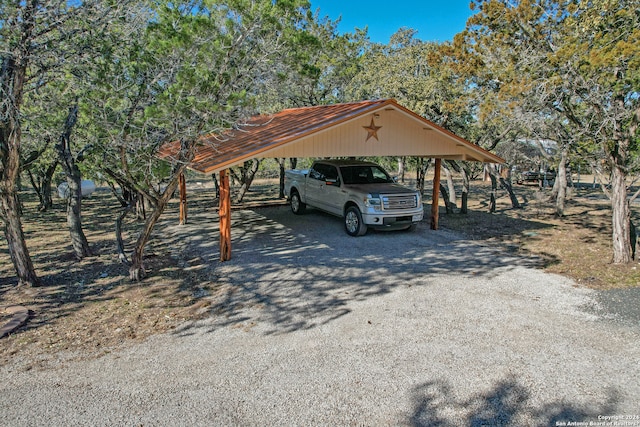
[592,288,640,327]
[409,377,620,427]
[162,206,550,337]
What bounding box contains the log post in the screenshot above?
[431,158,441,230]
[219,169,232,261]
[178,172,187,225]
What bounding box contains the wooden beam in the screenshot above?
[178,173,187,225]
[431,158,441,230]
[219,169,232,261]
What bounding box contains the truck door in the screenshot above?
[305,164,325,208]
[306,163,344,215]
[320,164,345,216]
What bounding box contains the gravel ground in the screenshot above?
[1,206,639,426]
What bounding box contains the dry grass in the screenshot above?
[0,188,215,367]
[438,180,640,289]
[1,176,638,366]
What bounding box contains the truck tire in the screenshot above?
[345,206,367,236]
[290,190,306,215]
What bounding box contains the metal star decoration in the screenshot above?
[363,118,382,142]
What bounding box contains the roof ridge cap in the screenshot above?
[279,98,394,113]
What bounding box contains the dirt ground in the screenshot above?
[1,175,638,366]
[438,179,640,289]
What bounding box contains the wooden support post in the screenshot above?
[431,158,441,230]
[178,173,187,225]
[219,169,232,261]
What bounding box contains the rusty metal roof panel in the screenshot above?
[158,99,503,173]
[158,99,393,173]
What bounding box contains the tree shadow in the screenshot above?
[563,206,611,234]
[158,205,558,337]
[409,377,620,427]
[0,189,212,352]
[0,184,565,349]
[0,249,191,323]
[439,209,555,240]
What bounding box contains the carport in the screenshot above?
[159,99,503,261]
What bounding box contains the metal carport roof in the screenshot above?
[159,99,503,172]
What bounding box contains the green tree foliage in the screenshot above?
[461,0,639,262]
[1,0,133,285]
[257,9,368,110]
[352,29,467,128]
[557,0,640,262]
[82,0,320,279]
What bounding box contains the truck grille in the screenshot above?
[382,195,417,210]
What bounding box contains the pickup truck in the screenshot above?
[284,159,423,236]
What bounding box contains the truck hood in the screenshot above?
[343,183,418,196]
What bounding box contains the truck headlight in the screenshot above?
[365,196,382,211]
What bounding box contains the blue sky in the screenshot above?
[309,0,476,44]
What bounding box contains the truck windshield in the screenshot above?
[340,165,394,185]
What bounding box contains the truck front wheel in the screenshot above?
[290,190,306,215]
[345,206,367,236]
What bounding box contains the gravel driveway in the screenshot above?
[2,206,639,426]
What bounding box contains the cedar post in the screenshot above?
[219,169,232,261]
[178,173,187,225]
[431,158,441,230]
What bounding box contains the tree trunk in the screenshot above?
[439,183,453,214]
[211,173,220,199]
[40,161,57,211]
[416,157,431,194]
[0,189,41,286]
[442,165,457,209]
[398,157,406,183]
[235,158,261,203]
[136,192,147,220]
[607,97,638,264]
[27,170,43,207]
[106,180,129,207]
[460,165,469,214]
[0,4,40,287]
[128,137,198,280]
[416,160,424,193]
[129,203,162,281]
[488,165,520,209]
[277,158,286,199]
[115,204,132,263]
[56,104,91,259]
[610,165,632,263]
[630,220,637,261]
[26,167,56,212]
[500,175,521,209]
[23,140,57,212]
[65,172,92,259]
[229,168,241,187]
[555,147,569,217]
[129,184,176,281]
[431,159,441,230]
[488,165,497,213]
[1,141,39,287]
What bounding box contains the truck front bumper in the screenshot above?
[362,211,423,229]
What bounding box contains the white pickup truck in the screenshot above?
[284,159,423,236]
